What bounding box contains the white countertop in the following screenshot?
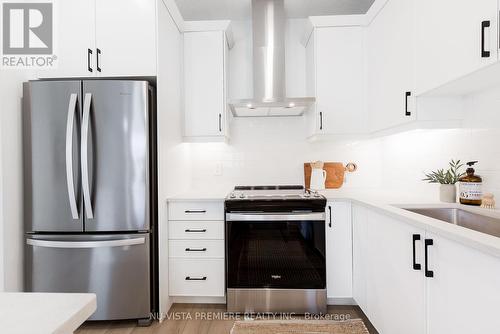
[167,187,500,258]
[0,293,96,334]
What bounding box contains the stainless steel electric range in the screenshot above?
[225,185,327,314]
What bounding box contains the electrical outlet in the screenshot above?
[214,162,223,176]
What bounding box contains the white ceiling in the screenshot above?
[174,0,375,20]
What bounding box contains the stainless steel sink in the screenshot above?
[403,208,500,238]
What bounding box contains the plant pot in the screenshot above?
[440,184,457,203]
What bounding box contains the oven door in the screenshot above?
[226,212,326,290]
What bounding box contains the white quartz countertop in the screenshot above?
[167,187,500,258]
[0,292,96,334]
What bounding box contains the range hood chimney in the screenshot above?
[229,0,315,117]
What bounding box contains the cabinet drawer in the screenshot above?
[169,221,224,240]
[169,258,225,297]
[169,240,224,258]
[168,201,224,221]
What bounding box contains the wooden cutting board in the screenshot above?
[304,162,346,189]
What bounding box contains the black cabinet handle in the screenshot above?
[481,20,491,58]
[218,113,222,132]
[412,234,421,270]
[185,248,207,252]
[319,112,323,130]
[87,49,93,72]
[96,48,102,72]
[405,91,412,116]
[424,239,434,278]
[184,210,206,214]
[185,276,207,281]
[328,206,332,228]
[185,229,207,233]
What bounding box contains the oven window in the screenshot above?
[226,221,326,289]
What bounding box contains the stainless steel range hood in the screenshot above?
[229,0,315,117]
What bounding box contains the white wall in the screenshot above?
[0,71,33,291]
[0,98,4,291]
[157,0,190,315]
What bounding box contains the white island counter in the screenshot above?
[0,293,96,334]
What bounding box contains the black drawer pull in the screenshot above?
[328,206,332,228]
[481,20,491,58]
[319,111,323,130]
[185,248,207,252]
[185,210,206,214]
[405,91,412,116]
[412,234,421,270]
[96,48,102,72]
[87,49,93,72]
[185,229,207,233]
[185,276,207,281]
[424,239,434,278]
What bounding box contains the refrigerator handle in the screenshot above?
[26,237,145,249]
[65,93,79,220]
[82,93,94,219]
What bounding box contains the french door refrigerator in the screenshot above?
[23,79,157,322]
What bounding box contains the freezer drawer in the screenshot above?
[25,234,150,321]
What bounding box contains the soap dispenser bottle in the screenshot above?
[459,161,482,206]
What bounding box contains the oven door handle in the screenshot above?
[226,212,325,222]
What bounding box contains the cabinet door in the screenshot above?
[95,0,156,76]
[183,31,225,138]
[426,232,500,334]
[326,201,352,300]
[39,0,95,78]
[366,0,416,132]
[352,205,369,312]
[315,27,366,134]
[415,0,498,95]
[365,210,426,334]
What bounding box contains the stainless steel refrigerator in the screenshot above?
[23,79,157,322]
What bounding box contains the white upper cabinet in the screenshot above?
[306,26,366,138]
[44,0,96,78]
[325,201,352,300]
[183,31,229,141]
[366,0,416,132]
[95,0,156,77]
[41,0,156,78]
[415,0,498,95]
[426,232,500,334]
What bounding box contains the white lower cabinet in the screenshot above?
[353,204,500,334]
[326,201,353,300]
[169,258,225,297]
[363,208,426,334]
[167,200,225,298]
[168,220,224,240]
[169,240,224,258]
[352,205,369,311]
[426,232,500,334]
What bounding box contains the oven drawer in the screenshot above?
[169,240,224,258]
[168,220,224,240]
[169,258,225,296]
[168,201,224,221]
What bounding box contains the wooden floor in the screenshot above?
[76,304,378,334]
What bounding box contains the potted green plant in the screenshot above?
[423,160,465,203]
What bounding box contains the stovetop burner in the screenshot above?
[225,185,326,212]
[234,185,304,191]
